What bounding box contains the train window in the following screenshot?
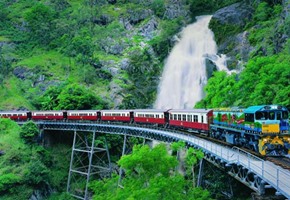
[193,115,198,122]
[13,114,17,116]
[276,112,282,120]
[282,111,288,119]
[201,116,204,123]
[245,113,254,122]
[156,115,159,118]
[269,111,275,120]
[187,115,192,122]
[178,114,181,120]
[182,115,186,121]
[255,111,268,120]
[174,114,177,120]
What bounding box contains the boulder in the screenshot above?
[139,17,158,39]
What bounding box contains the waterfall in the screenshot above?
[154,15,230,109]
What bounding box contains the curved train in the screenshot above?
[0,105,289,156]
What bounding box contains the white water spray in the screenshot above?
[154,15,230,109]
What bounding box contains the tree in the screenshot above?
[19,121,39,144]
[37,83,106,110]
[186,148,204,187]
[90,144,211,200]
[24,3,57,46]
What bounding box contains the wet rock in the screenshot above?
[164,0,189,19]
[107,0,116,4]
[212,2,253,26]
[94,14,112,25]
[139,17,158,39]
[120,58,130,70]
[13,66,32,80]
[109,82,123,108]
[127,9,153,25]
[100,37,126,55]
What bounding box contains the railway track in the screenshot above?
[184,132,290,171]
[266,157,290,170]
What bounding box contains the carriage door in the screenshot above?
[164,112,170,124]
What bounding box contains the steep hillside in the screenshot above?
[0,0,288,110]
[0,0,239,110]
[196,0,290,108]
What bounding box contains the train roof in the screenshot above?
[31,110,64,113]
[0,111,28,114]
[134,109,170,113]
[67,110,99,113]
[245,105,288,113]
[169,109,212,113]
[100,110,133,113]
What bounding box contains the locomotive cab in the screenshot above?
[245,105,290,156]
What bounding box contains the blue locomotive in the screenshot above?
[211,105,290,156]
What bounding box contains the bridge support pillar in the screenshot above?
[67,130,111,200]
[197,158,204,187]
[118,134,144,187]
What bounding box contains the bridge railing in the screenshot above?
[229,147,290,199]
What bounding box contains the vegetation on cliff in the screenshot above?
[196,0,290,108]
[0,119,73,199]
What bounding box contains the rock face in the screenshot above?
[212,2,253,26]
[210,2,254,69]
[164,0,189,19]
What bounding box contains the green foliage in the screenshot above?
[120,48,162,108]
[253,2,272,22]
[171,141,186,152]
[90,144,211,200]
[150,18,183,60]
[24,3,57,46]
[195,71,237,108]
[186,0,240,17]
[152,0,166,17]
[19,121,39,144]
[24,159,50,185]
[0,173,21,192]
[47,192,74,200]
[209,18,243,45]
[118,144,178,178]
[37,83,107,110]
[197,54,290,108]
[237,55,290,107]
[248,2,283,55]
[186,148,204,167]
[0,118,72,198]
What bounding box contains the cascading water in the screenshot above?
[154,15,230,109]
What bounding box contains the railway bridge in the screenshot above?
[35,121,290,200]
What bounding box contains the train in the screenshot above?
[0,105,289,156]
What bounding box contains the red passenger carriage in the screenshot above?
[100,110,133,122]
[31,111,64,120]
[168,109,213,132]
[134,109,168,125]
[0,111,28,120]
[66,110,98,121]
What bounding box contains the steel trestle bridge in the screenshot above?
[36,121,290,200]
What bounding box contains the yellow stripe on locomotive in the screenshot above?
[262,124,280,134]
